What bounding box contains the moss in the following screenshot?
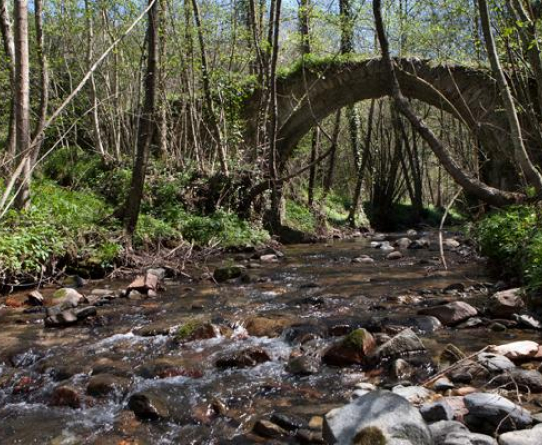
[175,320,200,341]
[343,328,371,350]
[353,427,387,445]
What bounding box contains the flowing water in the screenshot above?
[0,232,539,444]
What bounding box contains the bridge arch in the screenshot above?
[245,57,515,189]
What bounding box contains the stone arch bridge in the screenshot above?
[245,58,534,190]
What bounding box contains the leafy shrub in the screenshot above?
[475,205,542,291]
[180,210,269,247]
[284,199,317,234]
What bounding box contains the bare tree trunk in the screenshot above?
[191,0,228,175]
[307,127,319,207]
[267,0,283,230]
[373,0,524,207]
[123,0,159,243]
[32,0,48,165]
[0,0,16,168]
[323,111,342,196]
[348,99,375,227]
[84,0,105,158]
[478,0,542,194]
[14,0,31,210]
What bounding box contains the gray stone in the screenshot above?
[464,392,532,433]
[514,314,542,330]
[477,353,516,373]
[323,390,431,444]
[490,288,524,319]
[51,288,84,307]
[392,385,434,404]
[418,301,478,326]
[370,328,427,363]
[395,237,412,249]
[287,355,320,376]
[128,391,170,420]
[499,424,542,445]
[387,251,403,260]
[420,400,455,422]
[491,369,542,393]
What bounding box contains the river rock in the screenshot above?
[245,314,295,338]
[418,301,478,326]
[391,358,413,380]
[213,266,243,282]
[128,391,170,420]
[498,424,542,445]
[352,255,375,264]
[464,392,533,433]
[269,413,307,432]
[429,420,497,445]
[260,254,278,263]
[448,359,489,383]
[323,329,375,366]
[174,321,220,342]
[395,237,412,249]
[287,355,320,375]
[380,241,395,251]
[392,385,434,404]
[49,288,84,307]
[409,237,431,249]
[134,322,173,337]
[369,328,427,363]
[489,341,540,361]
[127,270,161,295]
[283,322,328,344]
[444,238,461,249]
[27,290,44,306]
[215,347,271,368]
[137,357,202,379]
[490,369,542,393]
[86,374,130,397]
[387,251,403,260]
[477,353,516,373]
[323,390,432,445]
[50,385,81,408]
[490,288,524,319]
[514,314,542,330]
[420,400,455,422]
[253,419,287,438]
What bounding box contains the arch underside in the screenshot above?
[271,58,506,167]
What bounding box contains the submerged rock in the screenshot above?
[213,266,243,282]
[215,347,271,369]
[128,391,170,420]
[245,315,294,338]
[323,390,431,445]
[86,374,130,397]
[50,385,81,408]
[287,355,320,376]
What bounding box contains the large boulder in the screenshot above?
[418,301,478,326]
[323,390,432,445]
[489,288,524,319]
[464,393,532,434]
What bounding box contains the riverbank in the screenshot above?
[2,231,542,443]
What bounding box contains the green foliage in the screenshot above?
[180,210,269,248]
[343,328,372,350]
[0,180,119,278]
[475,205,542,292]
[175,320,199,341]
[284,199,317,234]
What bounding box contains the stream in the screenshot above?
[0,231,540,444]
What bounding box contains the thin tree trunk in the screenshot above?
[123,0,160,243]
[14,0,31,210]
[348,99,375,227]
[191,0,228,175]
[0,0,16,167]
[478,0,542,194]
[323,111,342,196]
[373,0,524,207]
[308,127,319,207]
[32,0,48,165]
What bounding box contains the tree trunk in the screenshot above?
[373,0,524,208]
[123,0,159,243]
[191,0,228,175]
[0,0,16,168]
[478,0,542,195]
[13,0,31,210]
[32,0,48,164]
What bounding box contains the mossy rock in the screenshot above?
[353,426,386,445]
[343,328,375,353]
[213,266,243,282]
